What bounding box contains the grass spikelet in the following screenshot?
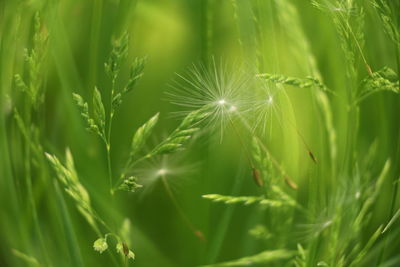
[117,176,143,193]
[45,149,99,231]
[125,57,147,94]
[313,0,371,77]
[202,194,290,208]
[145,109,206,158]
[14,12,48,109]
[129,113,160,159]
[372,0,400,46]
[93,238,108,254]
[104,32,129,82]
[92,86,106,131]
[72,93,104,139]
[256,73,328,91]
[356,66,399,104]
[271,185,299,208]
[248,225,271,240]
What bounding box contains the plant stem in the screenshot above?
[107,78,116,194]
[161,175,202,241]
[24,99,51,266]
[88,0,103,89]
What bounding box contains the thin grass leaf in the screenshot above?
[382,207,400,234]
[355,159,391,227]
[201,249,295,267]
[12,249,41,267]
[349,225,384,267]
[54,182,85,267]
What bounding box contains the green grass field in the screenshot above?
[1,0,399,266]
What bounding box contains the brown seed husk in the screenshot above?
[252,167,264,187]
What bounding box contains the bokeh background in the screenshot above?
[1,0,399,266]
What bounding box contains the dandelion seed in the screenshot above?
[134,154,198,197]
[242,78,281,135]
[267,95,273,104]
[166,59,250,137]
[136,154,203,242]
[217,99,226,105]
[296,217,334,241]
[157,168,168,176]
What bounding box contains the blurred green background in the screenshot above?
[1,0,399,266]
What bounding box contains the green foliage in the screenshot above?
[1,1,400,267]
